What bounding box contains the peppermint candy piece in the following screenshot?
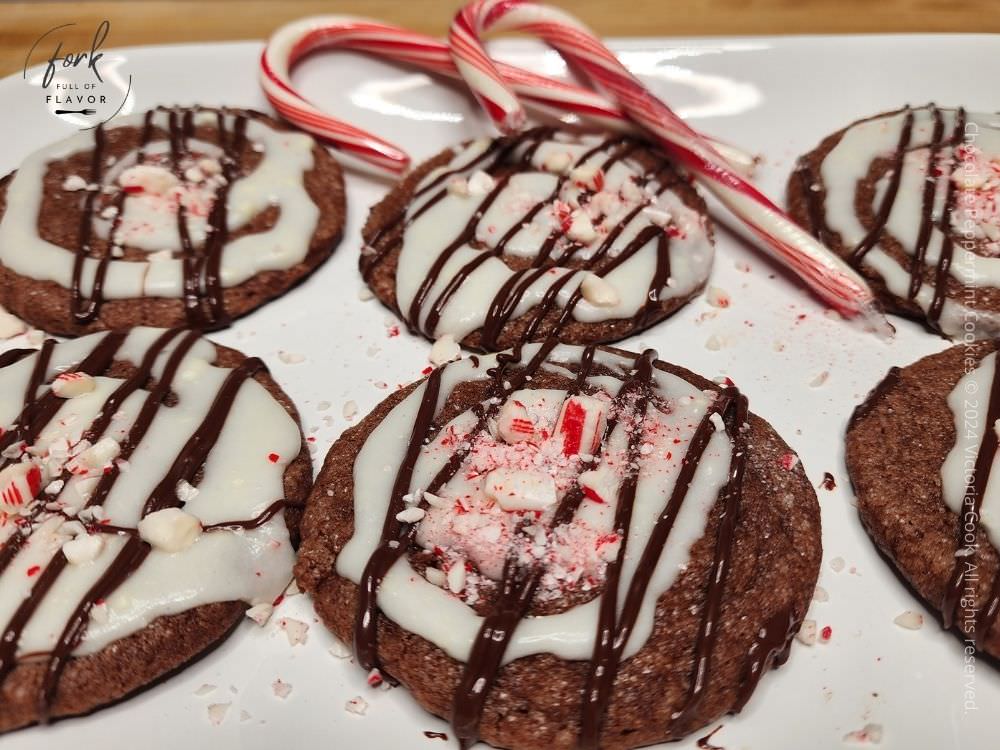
[0,461,44,512]
[483,467,557,512]
[554,395,608,457]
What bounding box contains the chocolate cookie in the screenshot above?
[0,106,346,336]
[360,129,715,352]
[297,343,821,749]
[0,328,311,732]
[847,341,1000,656]
[787,104,1000,339]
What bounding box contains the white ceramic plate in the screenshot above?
[1,33,999,750]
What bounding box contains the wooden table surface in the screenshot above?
[1,0,996,77]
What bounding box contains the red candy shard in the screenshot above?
[267,452,280,463]
[557,399,587,456]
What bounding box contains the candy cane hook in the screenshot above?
[449,0,889,331]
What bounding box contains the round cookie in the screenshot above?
[787,104,1000,339]
[297,343,821,749]
[846,341,1000,656]
[0,106,346,336]
[360,129,715,352]
[0,328,311,732]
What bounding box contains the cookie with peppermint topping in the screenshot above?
[297,342,821,749]
[0,106,345,336]
[360,129,715,352]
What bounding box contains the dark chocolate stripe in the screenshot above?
[907,106,946,301]
[849,107,915,266]
[732,606,801,712]
[0,331,127,466]
[38,354,266,716]
[927,108,967,327]
[363,131,678,350]
[355,367,445,673]
[671,392,750,729]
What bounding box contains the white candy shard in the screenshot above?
[198,158,222,176]
[0,461,44,512]
[277,616,309,646]
[245,602,274,626]
[62,533,104,565]
[425,566,447,587]
[118,164,180,196]
[278,350,305,365]
[272,678,293,699]
[395,506,426,524]
[796,619,817,646]
[566,210,597,243]
[52,371,96,399]
[62,175,89,191]
[554,395,608,456]
[447,559,467,594]
[543,151,572,174]
[893,610,924,630]
[79,437,121,469]
[207,702,231,726]
[483,467,557,512]
[466,170,496,196]
[570,164,602,189]
[446,176,470,197]
[429,334,461,366]
[345,696,368,716]
[137,507,202,552]
[495,399,538,445]
[175,479,199,504]
[579,466,617,506]
[580,273,620,308]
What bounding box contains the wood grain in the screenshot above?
[0,0,994,78]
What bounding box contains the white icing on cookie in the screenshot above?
[0,328,299,658]
[0,108,319,301]
[336,344,732,663]
[380,132,713,343]
[816,105,1000,338]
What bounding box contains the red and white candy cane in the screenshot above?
[450,0,888,329]
[260,16,755,176]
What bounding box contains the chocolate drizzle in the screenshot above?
[68,107,249,330]
[352,344,781,748]
[360,130,684,351]
[801,105,969,331]
[0,329,286,720]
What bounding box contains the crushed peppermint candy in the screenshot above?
[893,610,924,630]
[277,617,309,646]
[345,696,369,716]
[207,702,231,726]
[843,723,883,745]
[271,678,293,699]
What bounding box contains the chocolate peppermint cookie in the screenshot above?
[847,342,1000,655]
[788,104,1000,339]
[0,328,310,731]
[297,343,821,749]
[0,106,345,336]
[360,129,715,352]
